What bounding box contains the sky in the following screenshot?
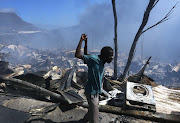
[0,0,180,62]
[0,0,106,27]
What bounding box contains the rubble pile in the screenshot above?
[0,44,180,123]
[117,56,180,89]
[0,44,180,89]
[0,44,77,74]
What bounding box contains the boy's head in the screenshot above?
[100,46,113,63]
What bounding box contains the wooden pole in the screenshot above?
[112,0,118,79]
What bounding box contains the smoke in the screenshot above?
[140,0,180,62]
[2,1,180,63]
[54,0,180,62]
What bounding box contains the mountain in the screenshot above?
[0,12,39,33]
[0,12,66,49]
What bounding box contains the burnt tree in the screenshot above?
[119,0,177,81]
[112,0,118,79]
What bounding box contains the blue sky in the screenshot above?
[0,0,106,27]
[0,0,179,27]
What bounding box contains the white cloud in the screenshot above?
[0,8,16,13]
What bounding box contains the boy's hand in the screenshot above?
[81,34,88,41]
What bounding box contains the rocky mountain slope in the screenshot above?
[0,12,39,33]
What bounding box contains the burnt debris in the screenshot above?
[0,44,180,122]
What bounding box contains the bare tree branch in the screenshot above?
[118,0,156,81]
[118,0,177,82]
[151,0,160,9]
[141,2,178,34]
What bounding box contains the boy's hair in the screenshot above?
[100,46,113,56]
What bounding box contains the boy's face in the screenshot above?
[103,50,114,63]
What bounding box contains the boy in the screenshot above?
[75,34,113,123]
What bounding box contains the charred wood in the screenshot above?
[0,77,66,103]
[79,102,180,122]
[135,56,151,81]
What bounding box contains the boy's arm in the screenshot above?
[75,34,87,59]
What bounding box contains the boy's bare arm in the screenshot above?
[75,34,87,59]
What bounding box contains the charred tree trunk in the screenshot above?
[112,0,118,79]
[119,0,156,81]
